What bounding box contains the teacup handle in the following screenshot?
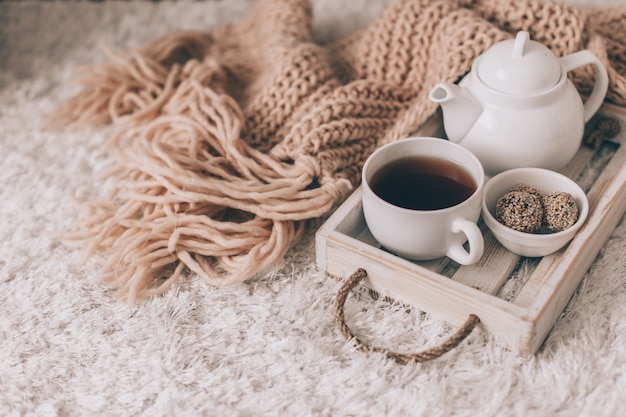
[560,50,609,122]
[446,219,484,265]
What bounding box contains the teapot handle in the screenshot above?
[560,50,609,122]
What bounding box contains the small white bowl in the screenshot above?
[482,168,589,257]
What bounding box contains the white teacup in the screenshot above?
[362,137,485,265]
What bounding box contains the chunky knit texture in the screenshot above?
[50,0,626,302]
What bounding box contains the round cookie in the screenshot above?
[542,191,579,232]
[509,183,542,199]
[495,191,544,233]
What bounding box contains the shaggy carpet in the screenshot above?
[1,1,625,416]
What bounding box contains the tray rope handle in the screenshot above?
[334,268,480,365]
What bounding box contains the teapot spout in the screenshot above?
[429,83,482,143]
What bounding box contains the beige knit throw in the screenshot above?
[50,0,626,302]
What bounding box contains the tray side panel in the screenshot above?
[514,146,626,355]
[323,230,531,353]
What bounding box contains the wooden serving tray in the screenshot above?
[316,103,626,357]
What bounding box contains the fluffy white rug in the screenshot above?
[1,1,625,416]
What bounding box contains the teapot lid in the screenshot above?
[476,31,562,95]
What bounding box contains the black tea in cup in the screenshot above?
[369,156,477,210]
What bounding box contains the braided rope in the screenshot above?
[334,268,480,364]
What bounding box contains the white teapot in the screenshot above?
[429,31,608,175]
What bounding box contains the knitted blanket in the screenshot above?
[49,0,626,302]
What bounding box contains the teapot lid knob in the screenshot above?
[511,31,529,59]
[476,31,561,94]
